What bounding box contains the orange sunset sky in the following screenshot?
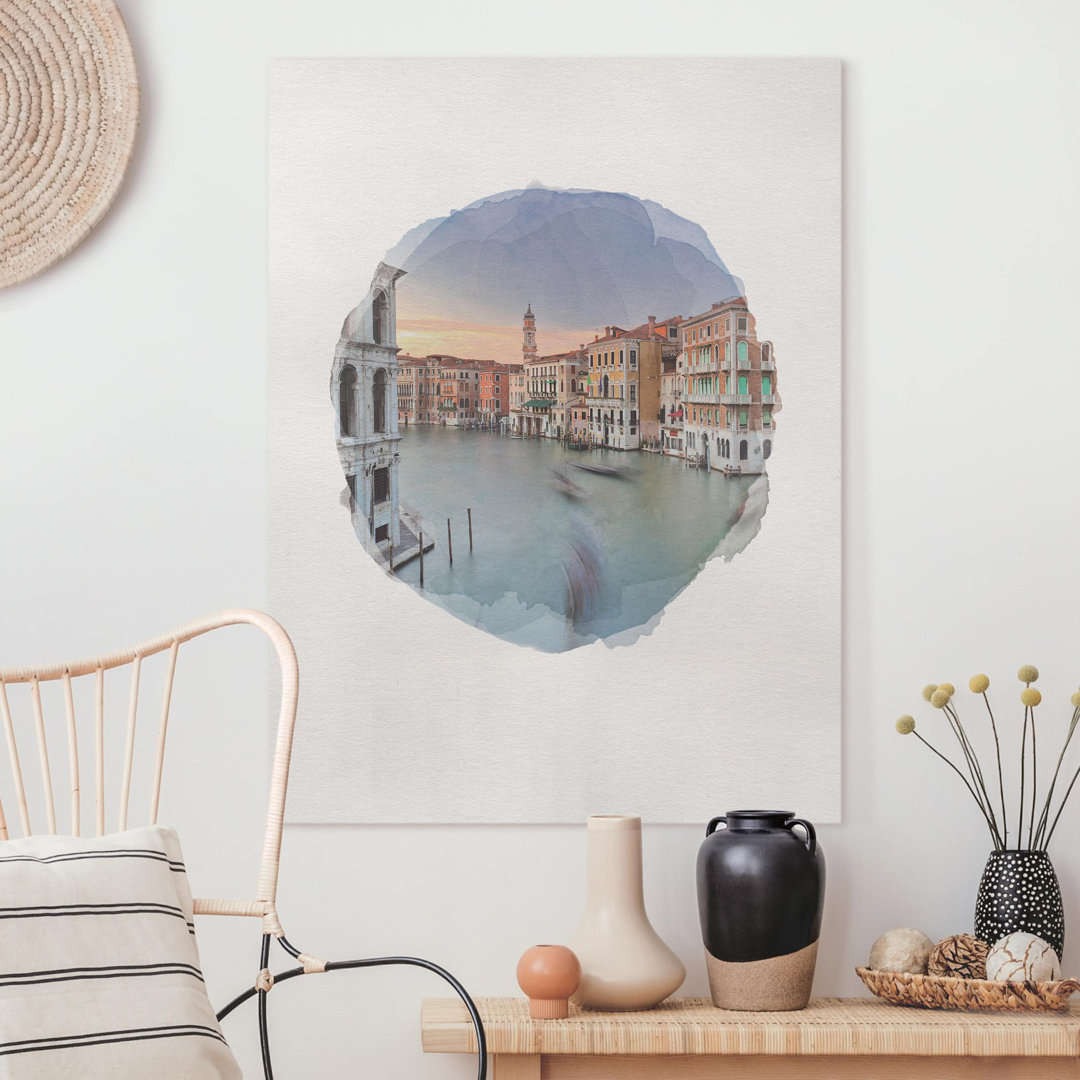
[396,316,597,365]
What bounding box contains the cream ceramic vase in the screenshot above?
[568,814,685,1010]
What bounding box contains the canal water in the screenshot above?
[392,426,767,652]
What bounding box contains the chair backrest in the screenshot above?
[0,609,298,934]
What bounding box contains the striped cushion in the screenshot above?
[0,826,241,1078]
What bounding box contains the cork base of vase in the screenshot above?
[705,940,819,1011]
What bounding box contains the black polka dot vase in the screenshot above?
[974,850,1064,959]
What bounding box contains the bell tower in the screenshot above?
[522,303,538,365]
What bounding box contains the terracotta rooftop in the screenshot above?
[537,348,587,362]
[682,297,749,325]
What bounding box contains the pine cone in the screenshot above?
[928,934,989,979]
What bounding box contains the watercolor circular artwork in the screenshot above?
[330,186,780,652]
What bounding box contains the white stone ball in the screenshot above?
[986,932,1061,982]
[868,928,935,974]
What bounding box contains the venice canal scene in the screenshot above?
[331,188,778,652]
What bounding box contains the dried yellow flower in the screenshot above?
[1021,688,1042,707]
[922,684,938,702]
[938,683,956,697]
[1072,691,1080,708]
[930,689,951,709]
[895,716,916,735]
[969,674,990,693]
[1017,665,1039,684]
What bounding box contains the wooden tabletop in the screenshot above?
[421,997,1080,1058]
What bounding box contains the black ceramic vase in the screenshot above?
[974,850,1064,958]
[696,810,825,1011]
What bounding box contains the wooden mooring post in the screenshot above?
[419,530,425,587]
[467,508,473,553]
[447,518,454,566]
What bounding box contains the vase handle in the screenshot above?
[788,817,817,855]
[706,815,727,836]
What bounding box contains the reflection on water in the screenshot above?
[388,427,768,652]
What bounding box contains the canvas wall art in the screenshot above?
[269,59,841,823]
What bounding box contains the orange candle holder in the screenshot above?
[516,945,582,1019]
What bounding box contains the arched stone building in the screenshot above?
[331,262,408,563]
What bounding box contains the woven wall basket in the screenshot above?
[0,0,139,287]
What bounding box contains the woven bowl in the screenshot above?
[857,966,1080,1013]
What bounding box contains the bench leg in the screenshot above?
[492,1053,541,1079]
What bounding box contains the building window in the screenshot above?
[629,350,637,368]
[725,341,730,363]
[373,466,389,504]
[763,410,772,427]
[339,366,357,436]
[374,523,389,543]
[737,317,747,333]
[739,409,748,428]
[762,375,772,395]
[373,368,388,432]
[764,439,772,459]
[761,343,771,363]
[738,374,748,396]
[740,439,748,461]
[372,290,389,344]
[630,383,636,402]
[737,340,748,365]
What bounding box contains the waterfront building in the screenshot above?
[332,261,412,562]
[479,364,511,428]
[547,346,587,439]
[396,354,425,426]
[508,366,527,434]
[678,298,778,474]
[659,352,685,456]
[429,356,486,426]
[522,351,554,437]
[585,316,678,451]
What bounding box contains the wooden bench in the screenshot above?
[421,996,1080,1078]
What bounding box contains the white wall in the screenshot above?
[3,1,1080,1076]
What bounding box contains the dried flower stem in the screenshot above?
[1028,709,1038,850]
[1043,757,1080,849]
[1018,705,1029,844]
[982,691,1009,850]
[944,701,999,840]
[1033,707,1080,849]
[913,732,1003,848]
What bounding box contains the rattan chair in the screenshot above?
[0,608,486,1079]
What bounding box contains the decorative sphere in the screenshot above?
[986,933,1061,982]
[868,928,935,974]
[928,934,989,979]
[517,945,582,1018]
